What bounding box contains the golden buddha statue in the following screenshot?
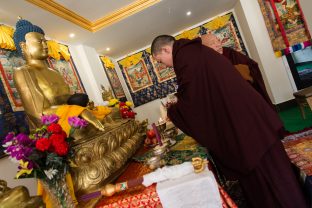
[13,21,104,132]
[101,85,114,101]
[0,179,45,208]
[12,19,147,205]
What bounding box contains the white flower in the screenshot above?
[44,168,58,180]
[2,141,12,148]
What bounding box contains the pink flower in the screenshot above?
[68,116,88,129]
[41,114,59,125]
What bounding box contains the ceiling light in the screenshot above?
[69,33,75,38]
[106,48,110,51]
[186,11,192,16]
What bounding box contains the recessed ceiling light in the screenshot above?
[69,33,75,38]
[186,11,192,16]
[106,48,110,51]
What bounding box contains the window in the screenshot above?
[286,46,312,90]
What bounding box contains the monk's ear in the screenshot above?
[162,45,172,54]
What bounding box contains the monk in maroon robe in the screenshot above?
[151,35,307,208]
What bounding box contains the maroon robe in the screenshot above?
[168,38,307,207]
[222,47,274,108]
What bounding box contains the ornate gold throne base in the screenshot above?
[70,119,147,200]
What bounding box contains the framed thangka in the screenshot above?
[0,49,29,158]
[118,51,177,106]
[47,58,85,94]
[0,49,25,111]
[150,55,176,83]
[100,56,126,100]
[123,59,153,93]
[202,13,248,55]
[257,0,311,56]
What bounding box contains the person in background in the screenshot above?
[151,34,307,208]
[201,33,274,108]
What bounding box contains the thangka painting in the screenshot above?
[47,58,85,94]
[0,49,25,111]
[123,60,153,93]
[202,13,248,55]
[118,51,177,106]
[150,55,176,83]
[100,61,126,100]
[258,0,311,55]
[0,49,29,158]
[212,21,242,53]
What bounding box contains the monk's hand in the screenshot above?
[80,110,105,131]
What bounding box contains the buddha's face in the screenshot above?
[23,32,48,60]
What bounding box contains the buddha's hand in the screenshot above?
[80,110,105,131]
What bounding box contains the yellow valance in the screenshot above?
[203,14,231,30]
[100,56,115,69]
[0,24,16,50]
[119,52,143,68]
[145,47,151,54]
[175,27,200,40]
[47,40,71,61]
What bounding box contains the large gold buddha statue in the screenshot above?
[12,19,147,203]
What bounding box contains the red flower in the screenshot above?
[53,141,69,156]
[61,130,67,138]
[119,102,126,107]
[36,138,51,152]
[47,123,63,134]
[50,133,66,146]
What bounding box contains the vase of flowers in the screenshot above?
[2,114,88,207]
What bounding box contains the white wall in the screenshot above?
[301,0,312,32]
[0,157,37,195]
[69,45,111,105]
[234,0,296,104]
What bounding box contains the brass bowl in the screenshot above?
[163,128,178,138]
[146,156,164,170]
[153,144,169,156]
[156,122,166,133]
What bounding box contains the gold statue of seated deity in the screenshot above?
[12,18,147,204]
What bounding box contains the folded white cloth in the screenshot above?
[156,167,222,208]
[142,162,194,187]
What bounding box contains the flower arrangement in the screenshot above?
[108,99,136,119]
[2,114,88,207]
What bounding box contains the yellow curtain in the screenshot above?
[203,14,231,30]
[59,44,71,61]
[100,56,115,69]
[119,52,143,68]
[0,25,16,50]
[47,40,61,60]
[175,27,200,40]
[47,40,71,61]
[145,47,151,54]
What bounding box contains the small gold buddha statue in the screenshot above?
[101,85,114,101]
[0,179,45,208]
[12,19,147,203]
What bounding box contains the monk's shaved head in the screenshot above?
[151,35,175,55]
